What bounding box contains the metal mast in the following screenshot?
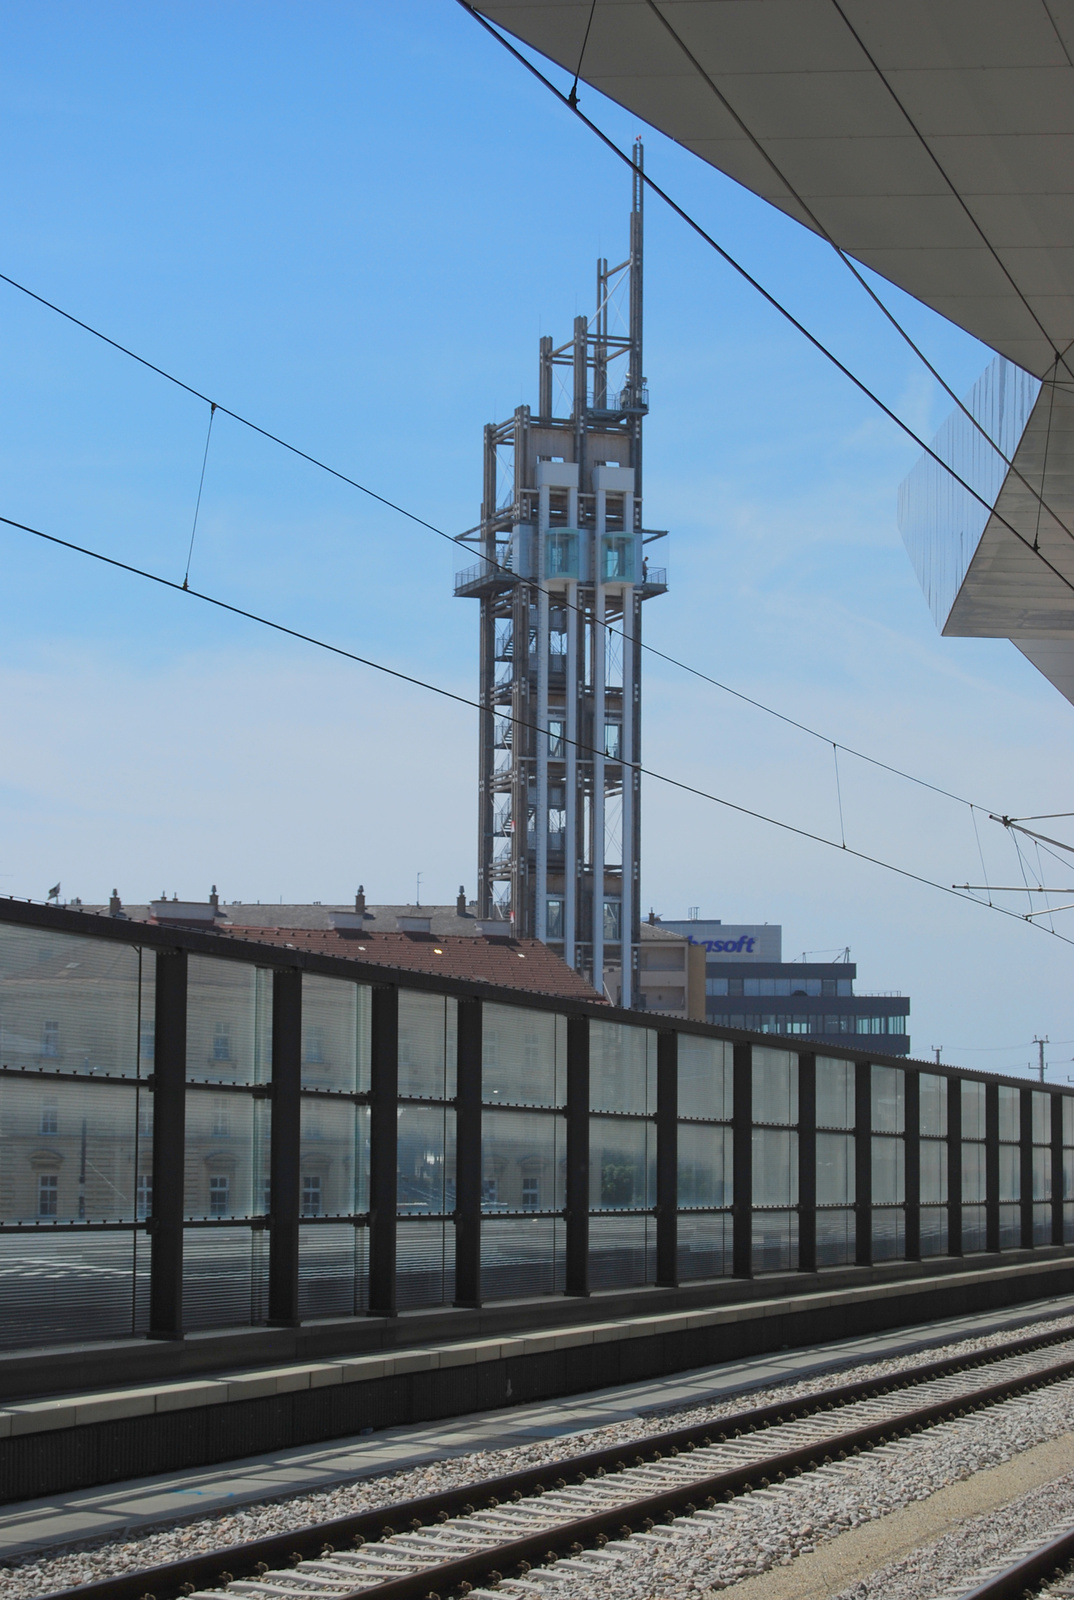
[455,142,667,1004]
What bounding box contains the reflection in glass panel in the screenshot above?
[920,1138,948,1204]
[1033,1091,1051,1146]
[1033,1146,1051,1201]
[0,1231,148,1348]
[1065,1099,1074,1147]
[961,1080,985,1141]
[919,1073,948,1137]
[397,1104,456,1215]
[300,1098,368,1215]
[588,1212,654,1289]
[298,1223,368,1317]
[962,1204,987,1253]
[482,1108,565,1212]
[482,1006,565,1108]
[871,1065,904,1133]
[999,1202,1021,1248]
[871,1136,905,1204]
[183,1226,267,1329]
[817,1132,854,1207]
[1066,1201,1074,1243]
[962,1142,986,1204]
[589,1117,653,1210]
[0,924,141,1077]
[0,1079,141,1223]
[396,1217,454,1308]
[677,1211,732,1279]
[398,993,457,1100]
[998,1085,1021,1143]
[1034,1201,1052,1244]
[1066,1148,1074,1199]
[872,1207,905,1261]
[999,1144,1021,1202]
[481,1215,564,1300]
[920,1205,948,1257]
[677,1123,732,1208]
[752,1127,798,1207]
[300,975,369,1093]
[752,1048,797,1126]
[816,1058,854,1129]
[186,958,269,1085]
[815,1207,854,1267]
[677,1035,732,1121]
[184,1091,267,1220]
[589,1023,654,1114]
[752,1209,797,1272]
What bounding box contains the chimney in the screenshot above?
[456,885,467,916]
[109,889,123,916]
[647,908,656,925]
[355,885,366,915]
[209,884,219,912]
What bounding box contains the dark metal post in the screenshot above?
[149,948,186,1339]
[1021,1086,1034,1250]
[655,1029,678,1285]
[268,968,302,1326]
[565,1016,590,1296]
[454,998,482,1307]
[368,985,398,1316]
[904,1068,920,1261]
[1052,1092,1064,1246]
[854,1061,872,1267]
[732,1043,752,1278]
[797,1052,816,1274]
[985,1082,1000,1253]
[947,1076,963,1256]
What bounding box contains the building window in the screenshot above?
[522,1176,539,1210]
[211,1101,230,1137]
[548,719,565,758]
[209,1175,230,1216]
[38,1174,58,1216]
[304,1026,326,1066]
[212,1024,231,1062]
[39,1096,58,1135]
[302,1175,323,1216]
[140,1020,155,1061]
[547,899,564,939]
[137,1174,152,1219]
[706,977,729,996]
[482,1176,499,1208]
[603,900,622,942]
[42,1020,59,1059]
[262,1176,272,1215]
[604,722,622,760]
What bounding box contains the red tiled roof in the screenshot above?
[217,926,606,1003]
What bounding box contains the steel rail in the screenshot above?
[958,1528,1074,1599]
[44,1324,1074,1600]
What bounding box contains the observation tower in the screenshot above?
[454,142,668,1005]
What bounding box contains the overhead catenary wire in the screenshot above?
[183,401,216,590]
[3,506,1074,952]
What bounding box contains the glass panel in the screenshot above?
[871,1136,905,1204]
[1034,1201,1052,1244]
[397,1104,455,1215]
[677,1211,732,1279]
[1033,1091,1052,1146]
[588,1213,654,1289]
[482,1005,565,1108]
[999,1202,1021,1248]
[872,1207,905,1261]
[0,1078,140,1222]
[961,1080,985,1141]
[999,1144,1021,1202]
[0,924,141,1077]
[589,1022,654,1114]
[184,1090,267,1220]
[300,975,369,1093]
[871,1065,904,1133]
[815,1207,854,1267]
[919,1073,948,1137]
[920,1205,948,1257]
[752,1209,797,1272]
[677,1123,732,1208]
[301,1098,368,1216]
[920,1137,948,1204]
[396,1217,453,1309]
[398,993,457,1101]
[816,1057,854,1129]
[677,1035,732,1121]
[1065,1148,1074,1199]
[962,1142,986,1204]
[298,1223,368,1318]
[480,1215,564,1300]
[752,1127,798,1207]
[589,1116,654,1210]
[1065,1201,1074,1243]
[960,1204,986,1252]
[1064,1099,1074,1147]
[817,1132,855,1206]
[482,1108,565,1212]
[1033,1146,1052,1200]
[0,1231,146,1348]
[998,1085,1021,1143]
[752,1048,797,1126]
[182,1226,266,1329]
[186,958,269,1085]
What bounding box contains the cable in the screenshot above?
[567,0,598,108]
[4,506,1074,951]
[183,402,216,590]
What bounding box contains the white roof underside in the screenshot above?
[478,0,1074,378]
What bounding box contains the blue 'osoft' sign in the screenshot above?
[687,935,756,953]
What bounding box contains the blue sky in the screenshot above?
[2,0,1072,1075]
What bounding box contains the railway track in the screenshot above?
[44,1321,1074,1600]
[941,1522,1074,1600]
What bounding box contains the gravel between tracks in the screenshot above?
[4,1312,1074,1599]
